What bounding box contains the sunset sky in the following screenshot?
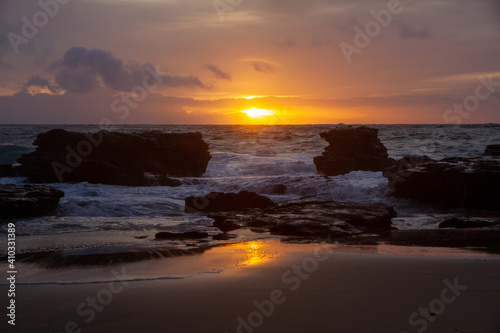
[0,0,499,124]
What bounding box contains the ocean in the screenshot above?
[1,124,500,253]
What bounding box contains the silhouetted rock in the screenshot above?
[0,184,64,219]
[13,129,210,185]
[383,155,500,210]
[485,145,500,156]
[185,191,276,213]
[208,199,397,237]
[155,231,209,239]
[438,218,499,229]
[314,126,395,176]
[0,164,17,177]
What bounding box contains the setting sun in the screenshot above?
[240,108,275,119]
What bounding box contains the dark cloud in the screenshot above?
[47,46,209,93]
[204,64,231,81]
[249,61,275,74]
[24,75,59,93]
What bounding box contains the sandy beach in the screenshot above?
[3,239,500,333]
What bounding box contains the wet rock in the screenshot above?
[208,199,397,237]
[438,218,499,229]
[155,231,209,240]
[0,184,64,219]
[485,145,500,156]
[383,155,500,210]
[0,164,17,177]
[185,191,276,213]
[13,129,211,185]
[314,126,395,176]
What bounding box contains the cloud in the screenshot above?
[244,60,276,74]
[46,46,209,93]
[24,75,59,93]
[204,64,231,81]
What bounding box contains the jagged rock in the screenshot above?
[383,155,500,210]
[185,191,276,213]
[314,126,395,176]
[485,145,500,156]
[0,164,17,177]
[207,199,397,237]
[0,184,64,218]
[12,129,211,185]
[155,231,209,240]
[438,218,499,229]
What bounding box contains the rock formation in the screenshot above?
[0,184,64,218]
[383,154,500,210]
[205,197,397,237]
[185,190,276,213]
[9,129,211,186]
[314,126,395,176]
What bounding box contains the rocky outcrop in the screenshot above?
[485,145,500,156]
[207,198,397,237]
[383,155,500,210]
[185,191,276,213]
[0,184,64,218]
[0,164,17,177]
[11,129,210,186]
[314,126,395,176]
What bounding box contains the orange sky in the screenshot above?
[0,0,499,124]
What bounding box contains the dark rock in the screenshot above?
[485,145,500,156]
[155,231,209,240]
[383,155,500,210]
[0,164,17,177]
[438,218,498,229]
[14,129,211,185]
[0,184,64,219]
[212,233,237,240]
[270,184,287,194]
[208,199,397,237]
[314,126,395,176]
[185,191,276,213]
[212,218,243,232]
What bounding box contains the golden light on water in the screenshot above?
[240,108,275,119]
[236,242,268,266]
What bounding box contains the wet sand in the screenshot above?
[3,240,500,333]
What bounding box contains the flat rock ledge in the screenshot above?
[383,154,500,211]
[0,184,64,219]
[207,198,397,237]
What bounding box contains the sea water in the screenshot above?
[1,124,500,252]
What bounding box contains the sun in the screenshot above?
[240,108,275,119]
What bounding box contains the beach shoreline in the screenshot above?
[3,238,500,333]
